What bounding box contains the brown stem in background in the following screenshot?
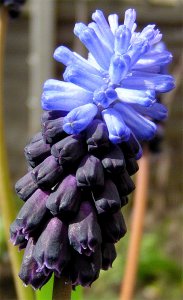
[53,276,72,300]
[0,7,34,300]
[119,147,149,300]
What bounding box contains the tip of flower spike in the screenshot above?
[124,8,136,31]
[53,46,71,65]
[74,22,87,38]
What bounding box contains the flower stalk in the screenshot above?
[0,6,34,300]
[53,276,72,300]
[120,146,149,300]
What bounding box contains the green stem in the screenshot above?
[0,7,34,300]
[53,276,72,300]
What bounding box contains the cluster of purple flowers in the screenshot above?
[0,0,26,17]
[10,114,140,288]
[10,8,174,289]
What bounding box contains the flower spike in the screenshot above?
[10,8,175,290]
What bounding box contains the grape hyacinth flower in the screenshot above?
[42,8,174,144]
[0,0,26,18]
[10,8,174,290]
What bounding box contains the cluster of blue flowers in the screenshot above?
[0,0,26,17]
[10,8,174,289]
[42,8,174,144]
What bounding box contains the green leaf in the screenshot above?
[36,274,54,300]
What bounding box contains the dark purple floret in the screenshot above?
[99,210,127,243]
[10,189,49,241]
[120,196,129,207]
[41,110,67,122]
[10,221,27,249]
[42,117,67,144]
[102,144,126,174]
[33,217,70,277]
[101,243,117,270]
[51,134,86,166]
[19,238,52,290]
[92,178,121,214]
[86,119,110,154]
[113,170,135,197]
[24,133,51,168]
[69,249,102,287]
[15,171,38,201]
[31,155,63,189]
[120,133,142,160]
[125,157,139,176]
[148,123,164,153]
[46,174,82,216]
[76,154,104,188]
[68,201,102,256]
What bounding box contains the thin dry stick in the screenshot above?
[0,7,34,300]
[119,147,149,300]
[53,276,72,300]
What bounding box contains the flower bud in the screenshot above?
[70,249,102,287]
[120,132,142,160]
[19,238,52,290]
[24,133,51,167]
[86,119,110,154]
[92,178,121,214]
[33,217,70,276]
[10,189,49,241]
[113,170,135,197]
[46,174,82,216]
[125,157,139,175]
[41,110,67,122]
[15,171,38,201]
[51,134,86,166]
[120,196,129,207]
[10,221,27,250]
[101,243,117,270]
[101,144,125,174]
[68,201,102,256]
[76,154,104,188]
[99,210,127,243]
[42,117,67,144]
[31,156,63,189]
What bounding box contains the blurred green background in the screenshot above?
[0,0,183,299]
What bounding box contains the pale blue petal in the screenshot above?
[141,24,155,34]
[42,79,93,111]
[63,65,104,92]
[149,30,162,45]
[92,10,114,48]
[53,46,102,76]
[127,38,150,66]
[88,22,112,51]
[131,102,168,120]
[74,23,112,70]
[109,54,131,84]
[102,108,131,143]
[140,25,156,41]
[114,25,131,55]
[122,71,175,93]
[87,53,101,71]
[124,9,136,31]
[114,102,157,140]
[134,50,172,70]
[108,14,118,35]
[115,88,155,107]
[63,104,98,134]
